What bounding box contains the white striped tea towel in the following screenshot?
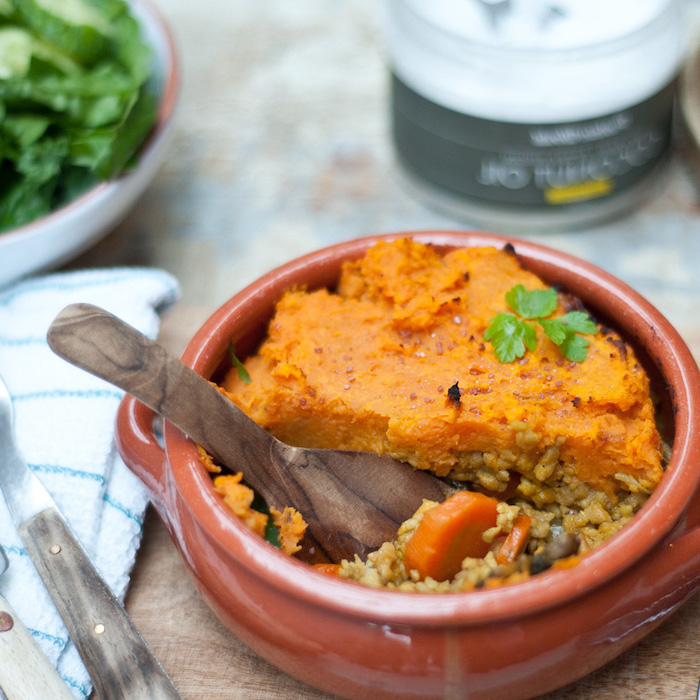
[0,267,179,698]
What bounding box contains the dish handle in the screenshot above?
[115,395,169,506]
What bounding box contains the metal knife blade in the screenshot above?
[0,375,180,699]
[0,545,74,699]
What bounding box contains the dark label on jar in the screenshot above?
[391,74,675,210]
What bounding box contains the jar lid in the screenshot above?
[388,0,686,122]
[399,0,679,52]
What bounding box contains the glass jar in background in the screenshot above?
[386,0,688,231]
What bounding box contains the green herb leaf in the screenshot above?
[250,489,281,548]
[559,311,598,335]
[484,313,536,363]
[541,312,597,361]
[486,286,598,363]
[560,333,590,363]
[228,342,251,384]
[505,284,558,319]
[539,318,567,346]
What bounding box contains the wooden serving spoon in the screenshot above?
[47,303,453,565]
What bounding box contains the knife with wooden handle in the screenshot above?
[0,589,74,700]
[0,374,181,699]
[0,541,73,700]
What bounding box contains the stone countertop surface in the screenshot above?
[64,0,700,697]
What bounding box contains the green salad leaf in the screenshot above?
[0,0,158,232]
[485,286,598,363]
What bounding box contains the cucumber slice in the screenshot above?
[15,0,118,64]
[0,27,33,79]
[0,0,14,18]
[0,25,82,80]
[33,0,111,32]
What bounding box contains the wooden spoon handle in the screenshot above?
[47,303,278,470]
[48,303,454,565]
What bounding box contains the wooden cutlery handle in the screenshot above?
[47,302,277,470]
[20,508,180,699]
[0,592,74,700]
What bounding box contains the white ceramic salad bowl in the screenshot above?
[0,0,180,289]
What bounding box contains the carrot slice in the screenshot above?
[404,491,499,582]
[495,513,532,565]
[314,563,342,576]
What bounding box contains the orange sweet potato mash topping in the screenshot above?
[222,238,663,499]
[213,473,268,537]
[270,506,306,555]
[213,473,306,555]
[197,445,221,473]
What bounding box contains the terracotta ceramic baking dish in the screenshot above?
[116,231,700,699]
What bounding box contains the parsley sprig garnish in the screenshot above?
[484,285,598,363]
[228,342,252,384]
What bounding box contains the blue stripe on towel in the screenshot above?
[0,335,46,346]
[61,675,90,698]
[29,628,67,650]
[103,494,144,525]
[30,463,106,486]
[14,388,123,402]
[0,544,26,557]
